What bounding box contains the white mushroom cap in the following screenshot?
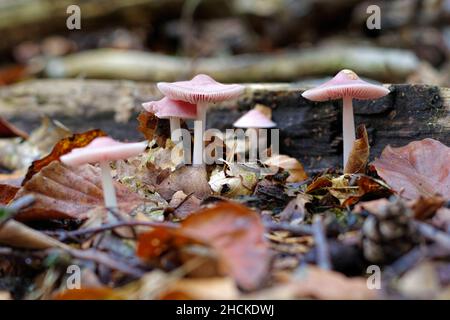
[302,69,390,102]
[142,97,197,119]
[60,137,147,166]
[157,74,245,104]
[233,109,276,128]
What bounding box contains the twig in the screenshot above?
[263,221,313,236]
[0,195,35,228]
[413,221,450,251]
[312,215,332,270]
[46,220,180,241]
[67,248,144,278]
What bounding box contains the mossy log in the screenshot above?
[0,80,448,170]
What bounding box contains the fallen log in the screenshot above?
[0,79,448,170]
[42,46,419,83]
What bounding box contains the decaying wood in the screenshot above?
[42,46,419,83]
[0,79,448,170]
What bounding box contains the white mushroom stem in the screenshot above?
[169,117,181,142]
[99,161,118,209]
[193,103,207,166]
[342,95,356,169]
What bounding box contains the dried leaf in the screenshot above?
[0,117,28,139]
[344,124,369,174]
[168,191,201,220]
[279,193,311,223]
[0,184,19,205]
[54,288,125,300]
[412,196,445,220]
[156,165,212,201]
[264,154,308,183]
[23,129,106,185]
[137,111,171,147]
[138,202,271,290]
[247,266,375,300]
[0,118,71,171]
[0,220,68,249]
[159,277,239,300]
[372,139,450,200]
[14,161,144,221]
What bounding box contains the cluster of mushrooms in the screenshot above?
[59,70,390,211]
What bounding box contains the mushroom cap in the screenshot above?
[60,137,147,166]
[233,109,276,128]
[142,97,197,119]
[157,74,245,104]
[302,69,390,102]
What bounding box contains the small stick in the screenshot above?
[0,195,35,228]
[312,215,332,270]
[46,220,180,241]
[413,221,450,251]
[264,221,313,236]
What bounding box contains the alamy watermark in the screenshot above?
[66,5,81,30]
[366,5,381,30]
[366,265,381,290]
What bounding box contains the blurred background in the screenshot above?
[0,0,450,86]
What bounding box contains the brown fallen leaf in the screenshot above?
[137,202,271,290]
[372,138,450,200]
[23,129,106,185]
[246,266,375,300]
[156,165,212,201]
[0,184,19,205]
[14,161,144,221]
[137,111,172,147]
[0,219,69,249]
[279,193,311,223]
[54,288,125,300]
[0,117,28,139]
[411,195,446,220]
[344,124,369,174]
[168,191,201,220]
[264,154,308,183]
[159,277,239,300]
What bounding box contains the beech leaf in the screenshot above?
[23,129,106,185]
[14,161,144,221]
[372,138,450,200]
[137,202,271,290]
[344,124,369,174]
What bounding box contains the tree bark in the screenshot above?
[0,80,448,170]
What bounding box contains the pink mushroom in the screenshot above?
[302,69,389,169]
[142,97,197,142]
[157,74,244,166]
[60,137,147,209]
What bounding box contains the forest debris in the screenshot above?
[14,161,144,221]
[156,165,212,201]
[0,220,68,249]
[160,277,239,300]
[344,124,369,174]
[209,163,259,197]
[168,191,201,220]
[412,195,446,220]
[43,46,419,82]
[138,202,271,290]
[0,118,71,171]
[279,193,311,223]
[312,216,331,270]
[246,266,375,300]
[23,129,106,185]
[0,117,28,139]
[373,138,450,200]
[264,154,308,183]
[396,262,442,299]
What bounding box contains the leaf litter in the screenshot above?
[0,113,449,300]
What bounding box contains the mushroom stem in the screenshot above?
[193,103,207,166]
[169,117,181,142]
[99,161,118,209]
[342,95,356,169]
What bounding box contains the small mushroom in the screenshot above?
[142,97,197,142]
[302,69,389,168]
[233,109,276,161]
[157,74,244,166]
[60,137,147,209]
